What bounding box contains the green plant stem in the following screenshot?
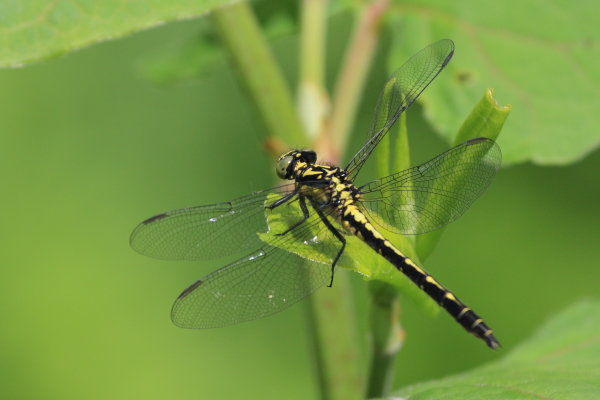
[366,281,404,398]
[298,0,330,141]
[299,0,327,88]
[305,271,364,400]
[327,0,390,162]
[211,2,305,153]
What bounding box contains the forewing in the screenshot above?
[171,205,343,329]
[130,183,296,261]
[345,39,455,180]
[360,138,501,235]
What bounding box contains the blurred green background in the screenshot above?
[1,11,600,400]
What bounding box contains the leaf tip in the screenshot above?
[485,87,513,113]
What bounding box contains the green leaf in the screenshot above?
[0,0,236,67]
[392,300,600,399]
[258,194,439,317]
[453,88,512,146]
[386,1,600,166]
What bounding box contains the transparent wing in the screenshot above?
[359,138,501,235]
[171,204,343,329]
[130,183,296,261]
[345,39,455,180]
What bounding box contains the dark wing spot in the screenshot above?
[143,213,168,224]
[466,137,488,145]
[442,50,454,67]
[177,280,204,300]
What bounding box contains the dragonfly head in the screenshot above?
[276,148,317,180]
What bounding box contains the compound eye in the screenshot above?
[276,155,294,179]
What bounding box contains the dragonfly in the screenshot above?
[131,39,502,349]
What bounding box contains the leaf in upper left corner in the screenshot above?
[0,0,237,67]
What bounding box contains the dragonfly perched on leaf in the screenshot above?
[131,39,502,349]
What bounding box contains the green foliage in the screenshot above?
[3,1,598,164]
[2,1,599,399]
[393,300,600,399]
[0,0,235,66]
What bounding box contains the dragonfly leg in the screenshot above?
[274,195,311,236]
[315,208,346,287]
[267,190,297,209]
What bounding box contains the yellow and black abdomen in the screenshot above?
[341,206,500,349]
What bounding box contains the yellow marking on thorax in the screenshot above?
[339,192,352,202]
[342,199,356,209]
[303,169,322,177]
[335,183,347,192]
[293,161,308,171]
